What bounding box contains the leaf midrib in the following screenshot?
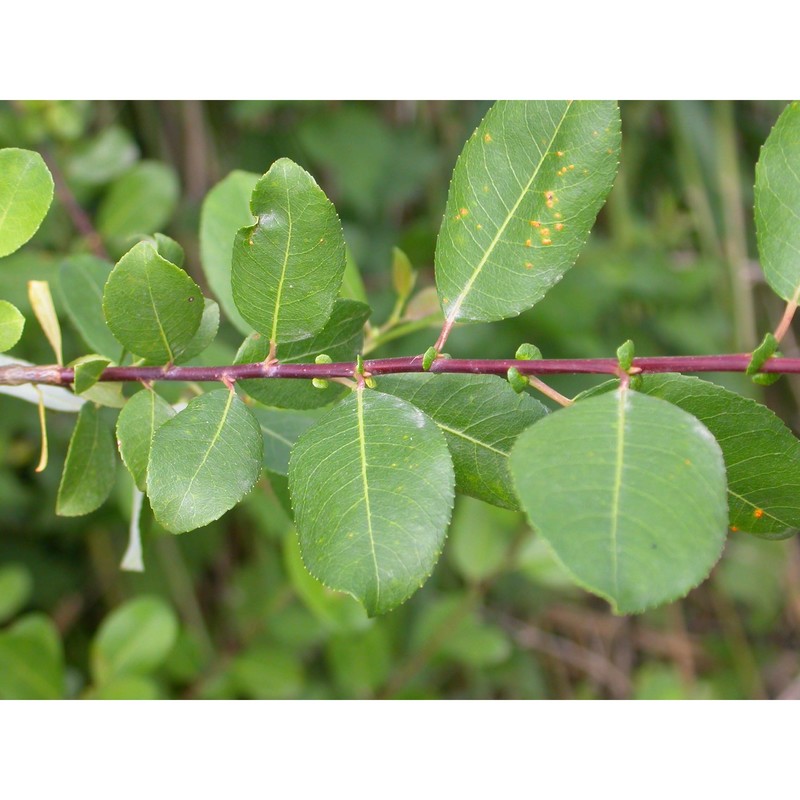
[609,389,628,599]
[356,388,381,608]
[270,165,293,344]
[446,101,574,323]
[172,391,235,521]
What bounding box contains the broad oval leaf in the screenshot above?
[236,298,370,409]
[147,389,263,533]
[199,170,259,335]
[288,389,455,616]
[755,101,800,302]
[103,241,203,362]
[378,373,547,509]
[56,403,117,517]
[116,388,176,491]
[435,101,620,324]
[0,148,54,258]
[0,614,64,699]
[59,255,120,359]
[231,158,346,344]
[97,160,179,242]
[510,389,728,614]
[0,300,25,352]
[637,374,800,538]
[90,596,178,685]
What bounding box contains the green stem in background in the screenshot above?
[715,101,758,351]
[668,101,723,261]
[155,536,215,660]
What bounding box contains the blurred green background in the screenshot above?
[1,99,799,700]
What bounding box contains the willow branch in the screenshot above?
[1,354,799,387]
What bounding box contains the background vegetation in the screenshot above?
[1,99,798,700]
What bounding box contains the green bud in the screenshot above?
[312,378,329,390]
[422,346,438,371]
[507,366,529,394]
[365,376,377,389]
[751,372,781,386]
[315,353,333,365]
[515,343,542,361]
[746,332,778,376]
[616,339,635,371]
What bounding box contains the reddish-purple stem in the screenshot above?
[0,354,797,387]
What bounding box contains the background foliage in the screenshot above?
[1,100,799,700]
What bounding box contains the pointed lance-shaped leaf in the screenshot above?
[56,403,117,517]
[103,241,203,363]
[231,158,347,344]
[288,389,455,616]
[435,101,620,325]
[147,389,263,534]
[755,101,800,302]
[510,389,728,614]
[0,148,54,258]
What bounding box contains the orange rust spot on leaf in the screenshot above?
[530,220,541,228]
[556,150,564,157]
[540,228,550,237]
[525,262,534,269]
[459,208,469,217]
[525,239,532,247]
[753,508,764,519]
[544,191,557,208]
[554,212,562,219]
[484,133,492,143]
[555,223,564,231]
[569,164,575,170]
[730,526,739,532]
[542,238,552,246]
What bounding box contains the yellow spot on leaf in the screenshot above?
[530,220,541,228]
[525,262,534,270]
[484,133,492,143]
[555,223,564,232]
[554,212,562,219]
[476,223,482,230]
[540,228,550,237]
[525,239,532,247]
[542,238,552,246]
[459,208,469,217]
[556,150,564,157]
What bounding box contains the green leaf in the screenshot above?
[510,389,728,614]
[231,158,346,344]
[87,675,160,700]
[152,232,185,268]
[116,389,176,491]
[97,160,179,242]
[378,373,547,510]
[636,374,800,537]
[289,388,455,616]
[65,125,139,186]
[90,596,178,685]
[199,170,258,335]
[0,300,24,351]
[340,245,368,304]
[283,532,370,633]
[755,102,800,302]
[392,246,415,301]
[0,148,54,258]
[252,406,321,475]
[236,299,369,409]
[147,389,263,533]
[0,563,33,624]
[435,101,620,324]
[0,614,64,699]
[103,241,203,362]
[175,297,219,364]
[59,255,120,359]
[56,403,117,517]
[230,645,304,699]
[72,354,111,394]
